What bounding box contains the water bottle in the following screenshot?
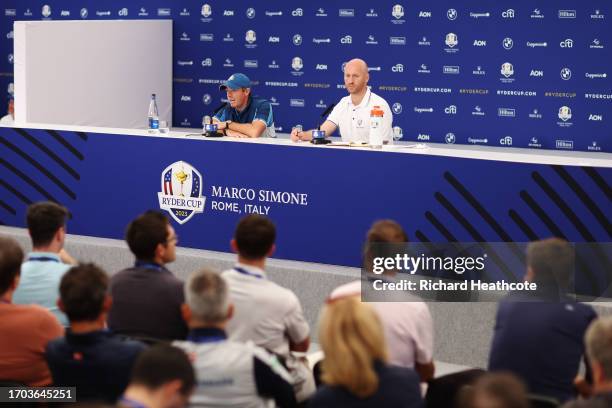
[369,105,384,148]
[148,93,159,132]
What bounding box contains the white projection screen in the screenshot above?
[13,19,172,129]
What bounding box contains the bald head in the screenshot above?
[344,58,369,96]
[345,58,368,75]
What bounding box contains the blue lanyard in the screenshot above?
[119,397,148,408]
[234,267,263,279]
[135,261,163,271]
[187,334,226,344]
[28,256,60,263]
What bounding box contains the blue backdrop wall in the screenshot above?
[1,1,611,152]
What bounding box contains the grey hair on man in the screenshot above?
[183,269,231,324]
[586,317,612,381]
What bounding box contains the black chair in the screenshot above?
[528,393,560,408]
[425,368,486,408]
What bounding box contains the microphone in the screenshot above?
[202,102,228,137]
[311,102,336,145]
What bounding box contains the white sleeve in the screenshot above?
[380,100,393,143]
[325,102,343,126]
[284,293,310,343]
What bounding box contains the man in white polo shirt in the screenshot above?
[221,214,314,401]
[291,58,393,143]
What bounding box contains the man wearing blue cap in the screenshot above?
[214,73,275,138]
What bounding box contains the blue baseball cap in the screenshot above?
[219,73,251,91]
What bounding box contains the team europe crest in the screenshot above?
[158,161,206,224]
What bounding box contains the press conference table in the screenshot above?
[1,123,611,267]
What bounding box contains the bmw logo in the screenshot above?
[447,8,457,20]
[246,8,255,19]
[392,103,402,114]
[560,67,572,80]
[445,133,456,144]
[293,34,302,46]
[203,94,212,105]
[503,37,513,50]
[80,8,88,18]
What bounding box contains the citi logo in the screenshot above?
[291,8,303,16]
[392,64,404,72]
[444,105,458,114]
[180,95,191,102]
[201,58,212,67]
[473,40,487,47]
[500,136,513,146]
[118,8,128,17]
[223,10,234,16]
[340,35,352,44]
[502,9,515,18]
[589,114,603,121]
[316,64,328,70]
[560,39,574,48]
[419,11,432,18]
[558,10,576,19]
[268,36,280,43]
[530,70,544,77]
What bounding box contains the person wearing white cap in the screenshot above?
[213,73,276,138]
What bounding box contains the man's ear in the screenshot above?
[525,266,535,282]
[57,298,66,313]
[161,379,184,402]
[230,239,239,254]
[267,244,276,258]
[102,295,112,313]
[227,303,234,321]
[181,303,191,324]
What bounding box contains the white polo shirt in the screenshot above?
[222,264,310,357]
[327,88,393,143]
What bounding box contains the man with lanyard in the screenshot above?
[174,269,296,407]
[221,215,315,401]
[291,58,393,143]
[213,73,276,138]
[108,211,187,341]
[14,201,76,326]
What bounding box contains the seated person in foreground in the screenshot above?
[310,296,422,407]
[108,210,187,341]
[291,58,392,143]
[329,220,434,382]
[0,236,63,386]
[488,238,597,402]
[174,269,296,407]
[118,344,195,408]
[213,73,276,138]
[46,263,145,403]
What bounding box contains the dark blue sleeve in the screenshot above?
[253,355,296,408]
[253,100,273,127]
[214,105,229,121]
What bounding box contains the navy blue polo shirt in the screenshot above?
[214,96,275,137]
[46,329,145,403]
[488,294,596,402]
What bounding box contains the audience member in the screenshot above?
[46,263,145,402]
[221,214,314,400]
[488,238,596,402]
[0,236,63,385]
[13,201,75,326]
[108,211,187,341]
[310,296,422,407]
[562,316,612,407]
[174,269,296,407]
[460,372,529,408]
[118,344,195,408]
[329,220,435,381]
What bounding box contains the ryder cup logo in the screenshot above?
[292,57,303,71]
[42,5,51,18]
[445,33,458,48]
[558,106,572,122]
[501,62,514,77]
[158,162,206,225]
[392,4,404,19]
[201,4,212,17]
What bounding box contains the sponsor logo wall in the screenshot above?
[1,1,610,152]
